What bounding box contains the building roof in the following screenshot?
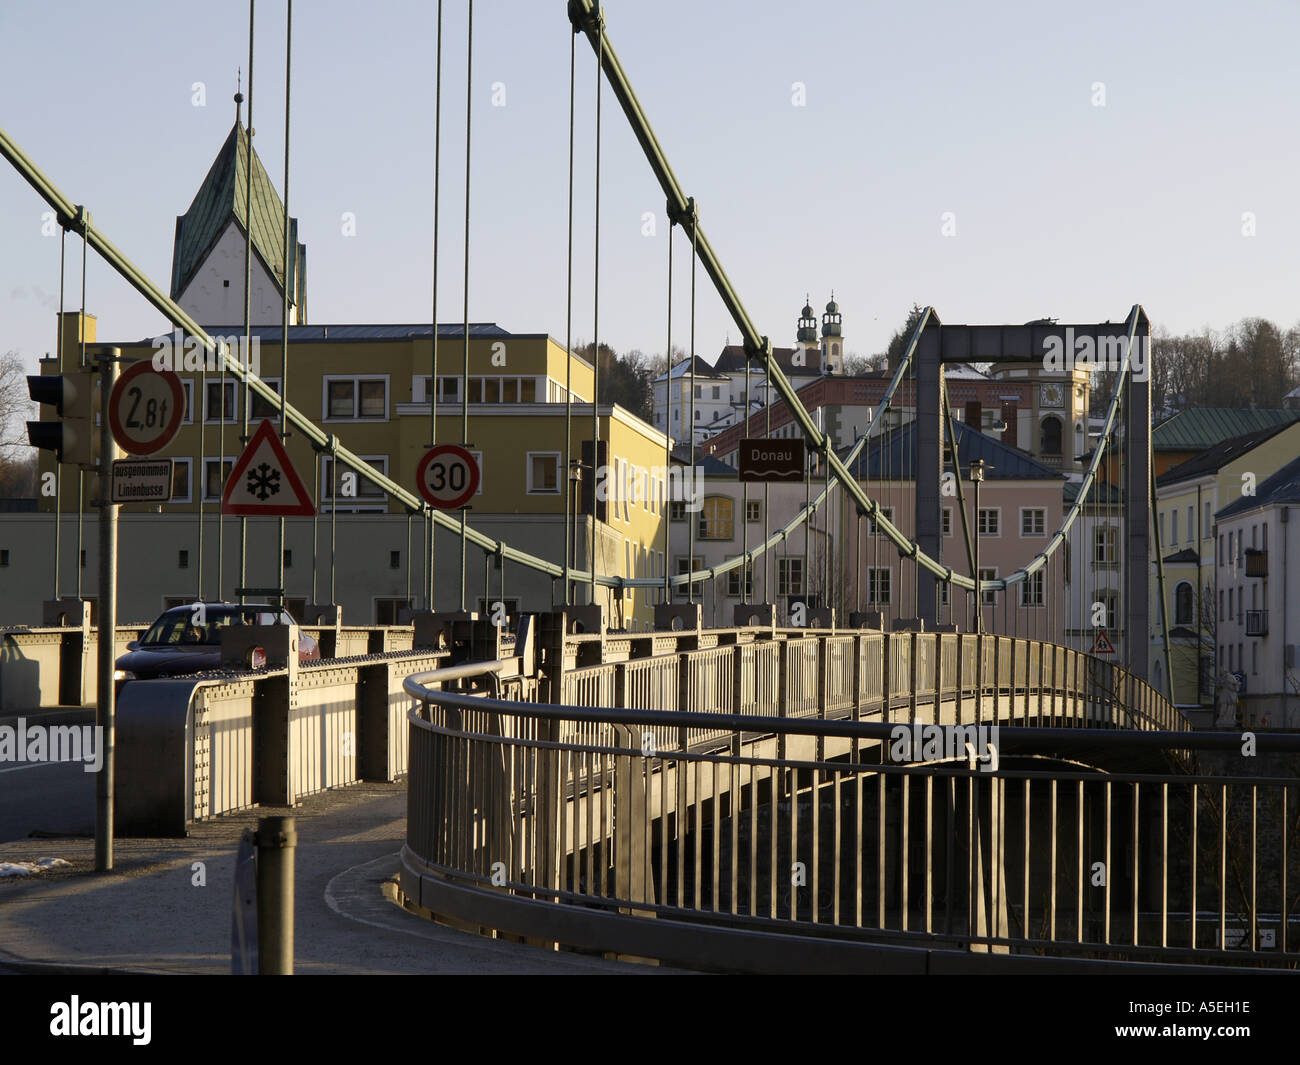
[1063,480,1123,505]
[712,344,824,376]
[171,119,306,311]
[144,322,515,344]
[943,364,991,380]
[1162,548,1200,564]
[1216,452,1300,520]
[669,445,737,475]
[655,356,728,382]
[842,420,1065,481]
[1152,407,1300,452]
[1156,420,1300,487]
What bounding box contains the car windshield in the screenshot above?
[141,607,289,646]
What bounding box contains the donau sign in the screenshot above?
[739,438,804,482]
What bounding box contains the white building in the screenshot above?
[651,297,846,442]
[1213,454,1300,727]
[170,95,308,327]
[651,357,732,443]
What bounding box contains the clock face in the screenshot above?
[1041,383,1065,408]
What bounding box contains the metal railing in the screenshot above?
[395,631,1300,971]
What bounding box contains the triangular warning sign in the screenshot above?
[1089,628,1115,655]
[221,419,315,516]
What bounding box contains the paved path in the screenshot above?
[0,780,649,974]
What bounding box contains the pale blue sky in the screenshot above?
[3,0,1299,377]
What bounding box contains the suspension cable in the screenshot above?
[428,0,443,610]
[239,0,255,603]
[459,0,473,612]
[76,212,86,601]
[588,8,602,611]
[562,16,575,607]
[53,229,64,602]
[276,0,293,602]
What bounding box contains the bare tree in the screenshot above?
[0,351,36,461]
[843,351,885,375]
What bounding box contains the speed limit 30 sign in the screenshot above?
[108,360,184,456]
[417,444,480,509]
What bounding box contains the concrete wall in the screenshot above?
[0,512,572,626]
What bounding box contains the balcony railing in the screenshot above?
[1245,549,1268,578]
[1245,609,1268,636]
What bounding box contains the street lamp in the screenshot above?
[969,458,991,633]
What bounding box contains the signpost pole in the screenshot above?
[95,347,120,873]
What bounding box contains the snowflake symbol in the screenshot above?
[246,462,282,501]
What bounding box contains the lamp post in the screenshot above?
[970,458,988,633]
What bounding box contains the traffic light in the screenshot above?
[27,368,99,468]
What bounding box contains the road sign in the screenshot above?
[110,458,172,503]
[1089,628,1115,655]
[738,438,804,482]
[108,360,184,456]
[221,419,315,516]
[417,444,480,509]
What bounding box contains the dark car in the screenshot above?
[114,603,321,681]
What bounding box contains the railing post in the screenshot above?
[676,650,691,753]
[817,634,828,721]
[732,645,746,756]
[908,632,918,723]
[254,815,296,975]
[777,637,789,760]
[612,724,653,913]
[880,632,891,727]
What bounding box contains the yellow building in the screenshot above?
[21,109,672,628]
[32,312,669,628]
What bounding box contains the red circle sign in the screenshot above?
[108,360,184,456]
[416,444,480,509]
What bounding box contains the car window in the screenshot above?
[142,608,261,646]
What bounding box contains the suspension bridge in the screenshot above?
[1,0,1296,972]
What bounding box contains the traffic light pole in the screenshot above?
[95,348,120,873]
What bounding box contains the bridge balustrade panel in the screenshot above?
[736,641,780,718]
[783,636,821,719]
[822,635,857,718]
[887,634,912,711]
[914,634,937,706]
[938,634,959,703]
[856,634,885,713]
[681,646,737,748]
[620,654,680,755]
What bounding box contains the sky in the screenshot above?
[3,0,1300,380]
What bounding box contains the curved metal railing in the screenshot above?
[395,634,1300,971]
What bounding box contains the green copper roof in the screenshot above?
[170,120,305,314]
[1152,407,1300,451]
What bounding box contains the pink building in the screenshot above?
[839,420,1067,639]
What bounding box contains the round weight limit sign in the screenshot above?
[108,360,184,456]
[416,444,480,509]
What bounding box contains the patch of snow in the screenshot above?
[0,857,72,877]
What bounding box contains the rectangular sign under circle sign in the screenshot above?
[739,437,804,482]
[111,458,172,503]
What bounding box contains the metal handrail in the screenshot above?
[402,658,1300,971]
[404,677,1293,754]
